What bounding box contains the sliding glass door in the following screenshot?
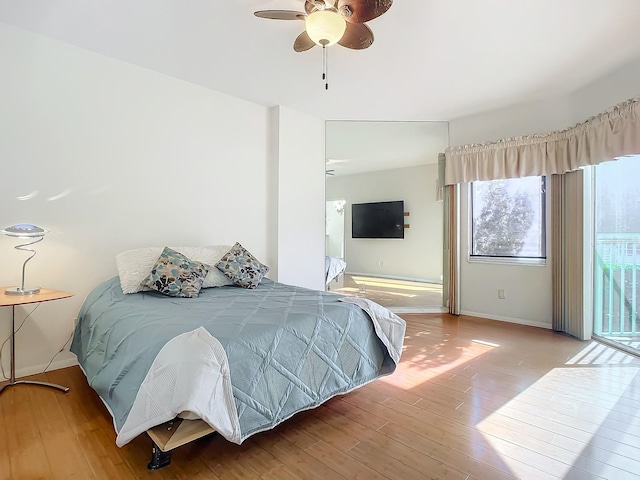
[593,155,640,356]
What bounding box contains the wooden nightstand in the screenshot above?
[0,287,74,394]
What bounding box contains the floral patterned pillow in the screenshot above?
[140,247,209,298]
[216,242,270,289]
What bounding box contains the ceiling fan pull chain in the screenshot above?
[323,44,329,90]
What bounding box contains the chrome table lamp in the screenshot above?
[1,223,49,295]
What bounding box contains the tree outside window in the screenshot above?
[471,176,546,259]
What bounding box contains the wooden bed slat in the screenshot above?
[147,418,216,452]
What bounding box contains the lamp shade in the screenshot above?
[1,224,48,238]
[2,224,48,295]
[305,10,346,46]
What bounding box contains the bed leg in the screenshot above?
[147,442,172,470]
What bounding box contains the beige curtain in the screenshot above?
[439,151,460,315]
[445,95,640,185]
[551,171,588,339]
[443,180,460,315]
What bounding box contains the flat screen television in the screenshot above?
[352,201,404,239]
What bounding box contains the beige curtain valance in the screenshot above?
[444,95,640,185]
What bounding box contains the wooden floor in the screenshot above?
[330,274,443,311]
[1,314,640,480]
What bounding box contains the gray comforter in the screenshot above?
[70,277,401,443]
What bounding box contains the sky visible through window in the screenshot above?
[595,155,640,234]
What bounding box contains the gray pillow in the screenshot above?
[141,247,209,298]
[216,242,269,289]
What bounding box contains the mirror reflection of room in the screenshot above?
[325,199,347,290]
[325,121,449,313]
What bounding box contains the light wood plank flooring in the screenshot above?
[1,314,639,479]
[330,274,443,311]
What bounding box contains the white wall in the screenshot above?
[0,23,323,378]
[449,55,640,329]
[326,165,442,283]
[273,106,325,291]
[570,57,640,121]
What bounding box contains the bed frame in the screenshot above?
[146,419,216,470]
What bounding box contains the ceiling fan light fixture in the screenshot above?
[305,10,346,46]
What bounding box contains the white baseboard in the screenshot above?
[460,310,552,330]
[14,355,78,380]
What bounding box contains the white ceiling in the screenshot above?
[1,0,640,122]
[326,120,449,176]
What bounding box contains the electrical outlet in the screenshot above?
[498,289,506,299]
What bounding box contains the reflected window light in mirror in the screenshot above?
[17,191,39,201]
[90,185,113,195]
[47,189,73,201]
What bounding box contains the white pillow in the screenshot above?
[116,245,234,294]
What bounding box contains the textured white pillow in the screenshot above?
[116,245,234,294]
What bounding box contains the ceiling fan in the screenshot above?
[255,0,392,51]
[255,0,393,88]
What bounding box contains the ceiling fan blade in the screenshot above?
[338,22,374,49]
[254,10,305,20]
[294,31,316,52]
[338,0,393,23]
[305,0,325,15]
[305,1,315,15]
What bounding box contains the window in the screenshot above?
[470,176,546,262]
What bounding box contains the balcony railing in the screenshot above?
[594,233,640,338]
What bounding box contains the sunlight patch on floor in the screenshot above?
[476,363,640,479]
[380,339,497,389]
[472,339,501,348]
[339,287,417,298]
[332,274,443,309]
[565,341,639,365]
[351,276,442,292]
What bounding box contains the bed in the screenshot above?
[70,245,405,470]
[325,255,347,286]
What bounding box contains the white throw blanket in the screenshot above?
[339,296,406,365]
[117,327,241,447]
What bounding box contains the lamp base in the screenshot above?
[4,286,41,295]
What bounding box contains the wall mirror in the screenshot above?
[325,121,449,313]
